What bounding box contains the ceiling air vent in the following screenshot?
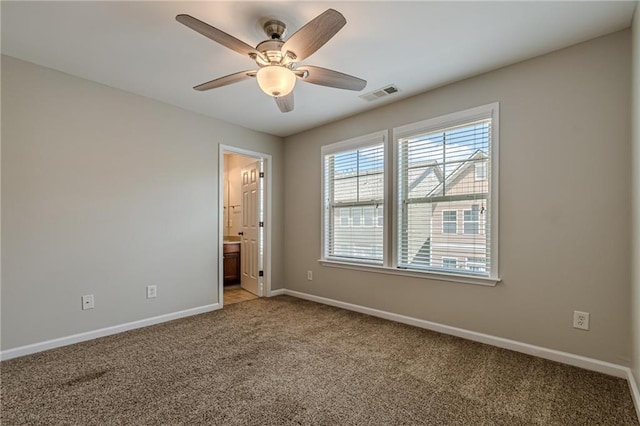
[359,85,400,102]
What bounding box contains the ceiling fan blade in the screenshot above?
[297,66,366,91]
[194,70,256,91]
[176,14,260,58]
[282,9,346,62]
[275,92,294,113]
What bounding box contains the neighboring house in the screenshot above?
[416,150,489,273]
[332,150,489,273]
[331,165,385,261]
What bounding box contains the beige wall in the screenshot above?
[284,30,631,364]
[1,55,284,350]
[223,153,257,238]
[631,3,640,386]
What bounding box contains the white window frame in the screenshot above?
[442,210,458,234]
[321,131,387,265]
[319,103,499,286]
[351,207,363,228]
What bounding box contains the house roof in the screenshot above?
[426,150,488,198]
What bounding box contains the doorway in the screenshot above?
[219,145,272,307]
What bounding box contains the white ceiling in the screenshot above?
[1,1,636,137]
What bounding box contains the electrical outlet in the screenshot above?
[146,285,157,299]
[573,311,590,330]
[81,294,94,310]
[307,270,313,281]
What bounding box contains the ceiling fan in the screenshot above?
[176,9,367,113]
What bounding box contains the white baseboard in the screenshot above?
[0,303,221,361]
[2,289,634,387]
[282,289,628,379]
[627,369,640,421]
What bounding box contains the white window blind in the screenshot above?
[323,133,385,264]
[397,117,493,277]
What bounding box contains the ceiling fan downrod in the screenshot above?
[262,20,287,40]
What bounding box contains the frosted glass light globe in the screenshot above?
[256,66,296,97]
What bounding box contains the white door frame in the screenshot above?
[218,144,273,307]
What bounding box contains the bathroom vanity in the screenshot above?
[223,241,241,285]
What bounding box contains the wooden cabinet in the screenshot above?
[223,243,241,285]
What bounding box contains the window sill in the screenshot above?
[318,259,501,287]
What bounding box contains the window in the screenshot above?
[442,257,458,270]
[337,208,350,227]
[463,205,480,235]
[397,104,496,279]
[475,162,487,181]
[466,257,487,272]
[320,103,498,285]
[351,208,363,227]
[322,131,386,264]
[376,205,384,227]
[363,206,375,227]
[442,210,457,234]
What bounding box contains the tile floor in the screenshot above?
[224,285,258,305]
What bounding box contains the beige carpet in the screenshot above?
[2,295,638,425]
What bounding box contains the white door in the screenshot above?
[241,161,260,296]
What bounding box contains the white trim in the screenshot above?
[219,145,273,300]
[321,130,387,155]
[282,289,628,378]
[0,303,221,361]
[393,103,498,140]
[627,369,640,421]
[490,103,500,280]
[319,259,500,286]
[268,288,285,297]
[384,128,393,268]
[393,102,500,281]
[321,131,387,263]
[320,130,389,259]
[218,147,226,307]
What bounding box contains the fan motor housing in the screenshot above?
[256,39,286,63]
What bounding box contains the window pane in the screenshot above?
[376,206,384,227]
[401,203,432,267]
[443,211,457,221]
[466,257,487,272]
[323,137,385,263]
[363,206,374,226]
[442,210,457,234]
[463,222,479,234]
[464,207,479,222]
[443,223,457,234]
[352,208,362,227]
[398,116,492,277]
[464,204,480,235]
[442,258,458,269]
[336,208,350,227]
[475,162,487,181]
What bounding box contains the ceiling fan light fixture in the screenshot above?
[256,66,296,97]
